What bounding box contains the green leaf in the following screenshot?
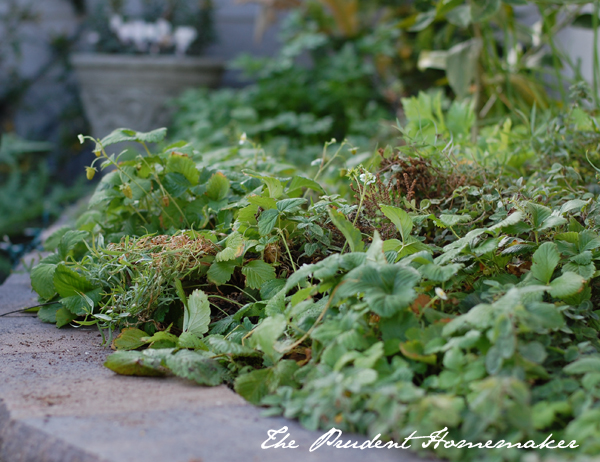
[242,260,276,290]
[53,264,96,298]
[38,304,61,324]
[276,198,307,213]
[338,264,420,317]
[165,350,224,386]
[206,172,230,201]
[167,154,199,185]
[250,314,286,362]
[471,0,500,21]
[60,287,103,316]
[419,263,463,282]
[234,369,270,405]
[104,350,166,377]
[409,9,436,31]
[446,39,482,99]
[287,176,324,195]
[215,232,245,262]
[207,260,237,286]
[328,208,364,252]
[113,328,148,350]
[100,127,167,147]
[258,209,280,236]
[564,357,600,374]
[206,336,258,356]
[400,340,437,365]
[178,332,208,350]
[184,289,211,337]
[380,205,413,241]
[531,242,560,284]
[31,263,57,300]
[55,307,77,328]
[57,230,88,260]
[527,203,552,228]
[549,272,586,299]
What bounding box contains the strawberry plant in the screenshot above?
[28,89,600,460]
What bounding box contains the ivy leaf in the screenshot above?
[258,209,280,236]
[549,272,585,299]
[531,242,560,284]
[183,289,211,337]
[380,205,412,241]
[242,260,276,290]
[165,350,224,386]
[328,208,364,252]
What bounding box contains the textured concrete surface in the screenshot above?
[0,262,429,462]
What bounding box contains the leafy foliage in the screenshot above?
[29,85,600,461]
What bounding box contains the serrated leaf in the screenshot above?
[328,208,364,252]
[100,127,167,147]
[167,154,199,185]
[242,260,276,290]
[276,198,306,213]
[234,368,270,405]
[419,263,463,282]
[338,264,420,317]
[258,209,280,236]
[380,205,412,241]
[250,314,286,362]
[549,272,585,299]
[531,242,559,284]
[53,264,96,298]
[439,214,471,227]
[165,350,224,386]
[31,263,57,300]
[112,328,148,350]
[178,332,209,350]
[38,304,61,324]
[215,232,245,262]
[60,287,103,316]
[55,307,77,328]
[206,172,230,201]
[564,357,600,374]
[57,230,88,260]
[527,203,552,228]
[207,260,237,285]
[104,350,166,377]
[206,336,259,356]
[184,289,211,337]
[287,176,324,195]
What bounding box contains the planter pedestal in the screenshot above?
[71,53,224,139]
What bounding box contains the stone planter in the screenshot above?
[71,53,224,139]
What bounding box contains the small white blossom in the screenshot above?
[310,158,322,166]
[435,287,448,300]
[359,172,376,185]
[239,132,247,145]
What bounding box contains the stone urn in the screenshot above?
[71,53,224,139]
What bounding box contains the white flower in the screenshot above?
[435,287,448,300]
[239,132,247,145]
[173,26,197,55]
[359,172,376,185]
[310,158,322,166]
